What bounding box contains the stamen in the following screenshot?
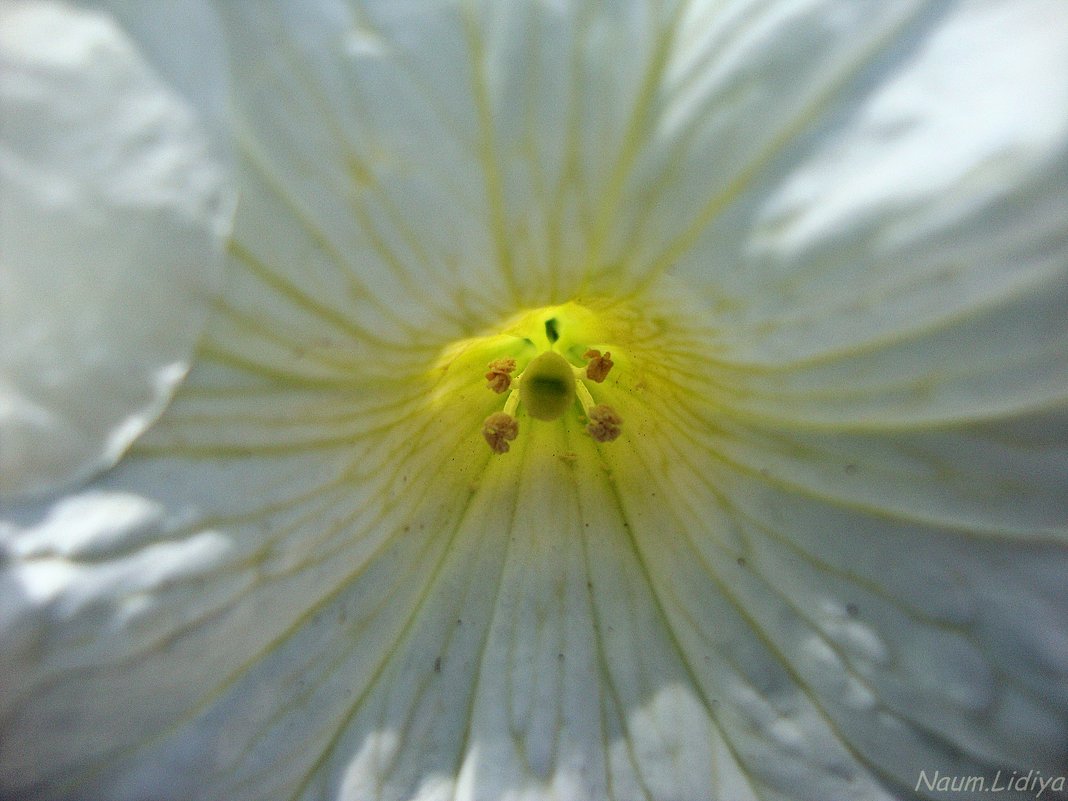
[574,379,597,415]
[482,412,519,454]
[574,378,623,442]
[583,349,613,383]
[586,404,623,442]
[502,385,521,417]
[485,357,517,394]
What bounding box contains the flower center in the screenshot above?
[480,320,621,454]
[430,302,629,457]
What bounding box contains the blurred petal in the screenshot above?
[83,0,232,138]
[0,1,232,499]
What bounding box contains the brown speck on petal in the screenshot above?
[583,349,613,382]
[586,404,622,442]
[485,357,516,393]
[482,412,519,453]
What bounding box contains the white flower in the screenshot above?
[3,1,1068,800]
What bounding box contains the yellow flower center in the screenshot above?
[430,301,636,456]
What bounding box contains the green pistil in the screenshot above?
[520,352,576,421]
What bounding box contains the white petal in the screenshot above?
[707,408,1068,538]
[84,0,232,138]
[617,427,1068,798]
[667,0,1068,425]
[10,375,1061,801]
[0,1,232,499]
[0,378,741,800]
[216,0,935,330]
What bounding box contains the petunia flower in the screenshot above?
[3,0,1068,800]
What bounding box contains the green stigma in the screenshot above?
[520,352,575,421]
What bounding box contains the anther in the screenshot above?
[485,358,517,394]
[482,412,519,454]
[586,404,622,442]
[583,349,613,383]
